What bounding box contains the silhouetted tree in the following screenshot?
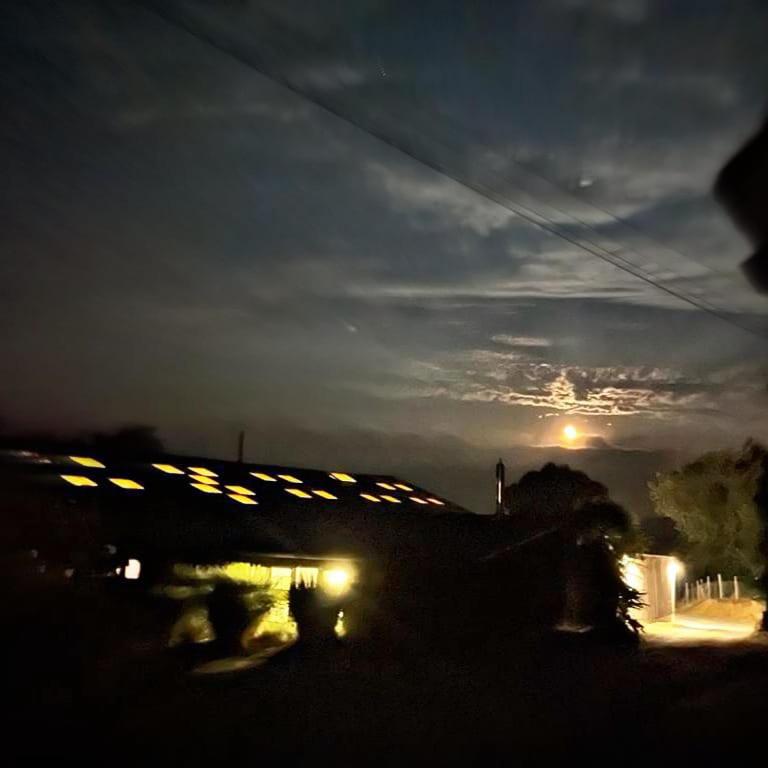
[504,462,608,529]
[505,464,640,639]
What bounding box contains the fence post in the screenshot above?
[706,575,711,599]
[734,576,740,601]
[717,573,723,599]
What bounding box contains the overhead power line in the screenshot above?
[139,1,767,340]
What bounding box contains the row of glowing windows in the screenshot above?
[61,474,443,506]
[63,457,444,506]
[72,457,415,492]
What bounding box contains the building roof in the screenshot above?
[2,448,461,512]
[1,448,474,562]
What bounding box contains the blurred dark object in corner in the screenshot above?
[715,119,768,292]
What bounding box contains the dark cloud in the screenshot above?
[2,0,768,512]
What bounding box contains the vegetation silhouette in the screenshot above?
[649,440,766,583]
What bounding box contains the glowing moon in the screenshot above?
[563,424,578,442]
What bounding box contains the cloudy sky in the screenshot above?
[3,0,768,513]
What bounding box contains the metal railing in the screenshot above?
[681,574,742,606]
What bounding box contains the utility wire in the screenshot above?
[139,1,768,340]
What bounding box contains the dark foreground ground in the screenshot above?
[11,628,768,763]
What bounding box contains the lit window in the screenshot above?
[329,472,356,483]
[313,489,337,500]
[225,485,254,496]
[376,482,397,491]
[109,478,143,490]
[380,495,401,504]
[394,483,413,492]
[360,493,381,503]
[228,493,258,505]
[278,474,302,484]
[286,488,312,499]
[427,497,445,506]
[61,475,97,487]
[251,472,277,482]
[191,483,222,494]
[410,496,428,505]
[69,456,105,468]
[153,463,184,474]
[189,474,218,485]
[187,466,217,477]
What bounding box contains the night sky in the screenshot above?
[3,0,768,513]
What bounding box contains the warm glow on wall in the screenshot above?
[329,472,356,483]
[251,472,277,482]
[191,482,222,494]
[286,488,312,499]
[153,463,184,474]
[69,456,105,468]
[312,489,337,500]
[61,474,97,487]
[109,478,143,490]
[188,466,217,477]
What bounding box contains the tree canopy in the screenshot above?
[503,462,634,545]
[648,440,765,581]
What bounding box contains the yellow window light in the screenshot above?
[360,493,381,503]
[286,487,312,499]
[187,466,217,478]
[376,482,397,491]
[410,496,428,505]
[329,472,356,483]
[109,478,143,490]
[152,463,184,475]
[225,485,254,496]
[394,483,413,492]
[69,456,105,469]
[380,495,402,504]
[189,474,218,485]
[427,498,445,506]
[191,483,222,494]
[61,474,97,487]
[228,493,258,505]
[278,474,302,484]
[251,472,277,482]
[312,489,337,500]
